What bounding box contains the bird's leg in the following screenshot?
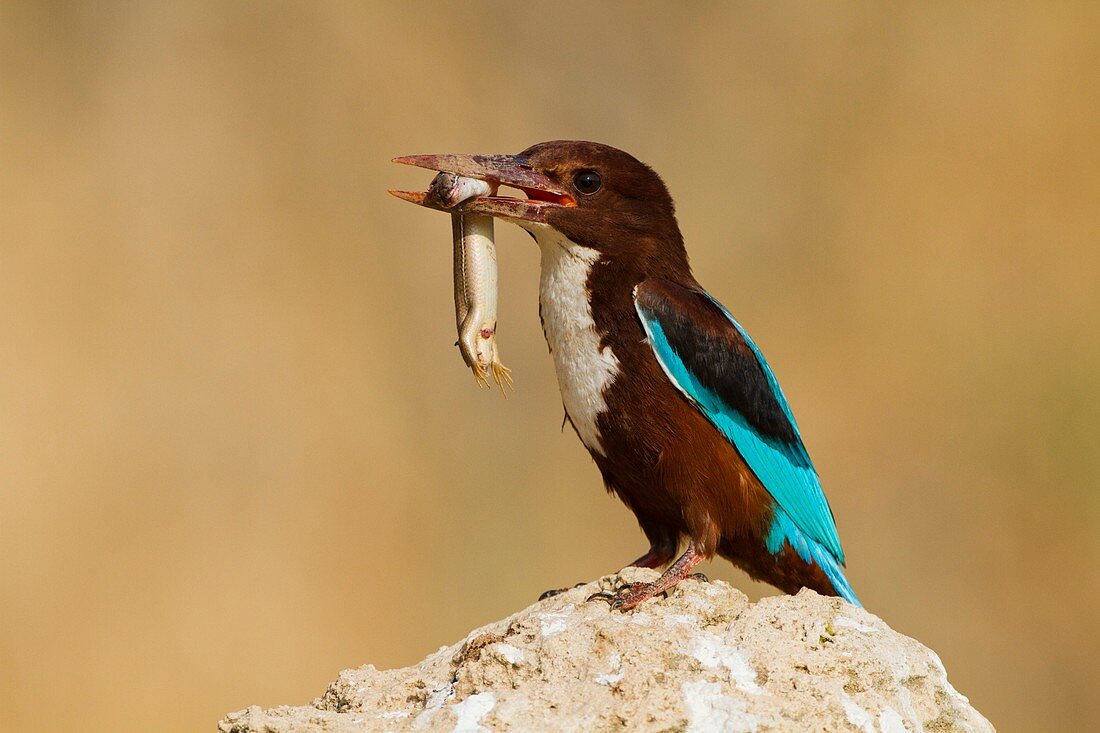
[628,545,676,569]
[592,542,705,612]
[538,541,675,601]
[628,526,678,569]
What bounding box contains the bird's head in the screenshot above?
[392,141,690,280]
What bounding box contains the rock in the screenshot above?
[219,567,994,733]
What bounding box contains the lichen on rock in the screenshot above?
[219,567,994,732]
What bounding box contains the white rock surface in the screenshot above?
[220,568,994,732]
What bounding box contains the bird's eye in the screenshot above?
[573,170,602,195]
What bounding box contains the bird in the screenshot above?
[391,141,859,611]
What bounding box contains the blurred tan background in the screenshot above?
[1,2,1097,731]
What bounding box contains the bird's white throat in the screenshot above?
[527,225,621,456]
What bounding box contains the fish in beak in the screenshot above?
[389,153,576,223]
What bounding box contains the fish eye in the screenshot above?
[572,170,602,195]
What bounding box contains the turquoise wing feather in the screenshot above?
[634,280,855,605]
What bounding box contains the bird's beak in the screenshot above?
[389,153,576,223]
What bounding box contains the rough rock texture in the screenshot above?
[220,568,994,733]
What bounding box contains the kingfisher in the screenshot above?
[391,141,859,610]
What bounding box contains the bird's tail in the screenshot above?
[805,538,860,607]
[768,508,861,607]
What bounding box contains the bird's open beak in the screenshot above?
[389,153,576,223]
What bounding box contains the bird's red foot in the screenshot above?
[587,541,706,612]
[608,581,664,611]
[588,581,667,612]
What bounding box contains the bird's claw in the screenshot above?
[539,582,586,601]
[587,581,665,612]
[690,572,710,583]
[586,583,631,603]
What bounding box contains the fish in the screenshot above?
[428,172,513,392]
